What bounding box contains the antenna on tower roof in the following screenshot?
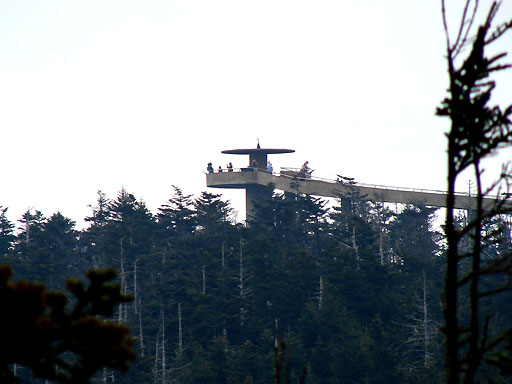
[257,138,260,149]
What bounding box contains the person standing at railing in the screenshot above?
[266,161,273,173]
[227,162,233,172]
[299,161,310,178]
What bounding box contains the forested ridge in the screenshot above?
[1,185,511,383]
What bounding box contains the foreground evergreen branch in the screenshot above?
[0,266,136,384]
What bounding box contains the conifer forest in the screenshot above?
[0,185,511,383]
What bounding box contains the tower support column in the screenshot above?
[246,184,268,222]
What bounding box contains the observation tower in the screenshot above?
[207,145,295,219]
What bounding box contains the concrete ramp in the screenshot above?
[206,169,510,211]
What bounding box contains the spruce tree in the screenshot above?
[0,207,15,257]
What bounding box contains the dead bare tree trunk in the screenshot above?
[421,269,434,367]
[138,296,144,358]
[318,275,324,311]
[201,265,206,295]
[178,302,183,356]
[221,241,228,339]
[238,238,246,326]
[379,230,385,265]
[402,269,439,373]
[161,300,167,384]
[352,226,359,263]
[118,238,127,322]
[133,258,138,315]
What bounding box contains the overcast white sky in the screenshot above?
[1,0,511,228]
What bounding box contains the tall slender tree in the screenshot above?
[437,1,512,382]
[82,190,113,269]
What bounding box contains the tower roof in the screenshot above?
[221,148,295,155]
